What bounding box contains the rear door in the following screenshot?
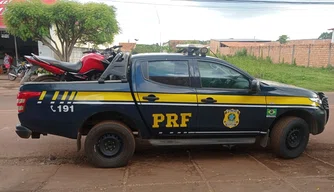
[132,57,198,137]
[194,59,267,134]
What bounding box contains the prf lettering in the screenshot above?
[152,113,192,128]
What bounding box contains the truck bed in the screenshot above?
[18,80,144,139]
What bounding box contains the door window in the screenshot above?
[145,60,190,86]
[198,61,250,89]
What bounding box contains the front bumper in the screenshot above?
[311,107,328,135]
[318,92,330,124]
[16,124,32,139]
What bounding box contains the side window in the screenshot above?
[147,60,190,87]
[198,61,250,89]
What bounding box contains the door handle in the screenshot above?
[201,97,217,103]
[142,94,159,101]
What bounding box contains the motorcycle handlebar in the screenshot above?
[82,49,98,54]
[112,45,122,49]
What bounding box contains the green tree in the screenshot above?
[318,32,333,39]
[3,0,120,61]
[277,35,289,44]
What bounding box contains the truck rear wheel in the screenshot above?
[84,121,135,168]
[32,75,60,82]
[270,116,309,159]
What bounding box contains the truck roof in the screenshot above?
[131,52,184,58]
[130,52,219,60]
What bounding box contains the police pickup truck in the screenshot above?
[15,45,329,168]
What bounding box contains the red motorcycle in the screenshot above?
[22,45,122,82]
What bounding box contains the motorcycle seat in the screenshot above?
[33,55,82,73]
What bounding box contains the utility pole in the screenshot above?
[328,28,334,43]
[155,6,162,52]
[327,28,334,67]
[14,36,19,65]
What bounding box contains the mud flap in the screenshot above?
[259,131,270,148]
[77,132,82,152]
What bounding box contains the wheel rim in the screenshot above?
[286,127,303,149]
[8,74,16,80]
[96,133,122,157]
[8,69,16,80]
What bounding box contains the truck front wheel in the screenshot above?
[270,116,309,159]
[84,121,135,168]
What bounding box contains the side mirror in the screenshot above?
[250,79,260,93]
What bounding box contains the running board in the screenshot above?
[148,137,256,146]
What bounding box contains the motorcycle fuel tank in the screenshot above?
[79,53,105,74]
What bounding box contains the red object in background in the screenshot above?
[0,0,10,28]
[7,54,13,64]
[0,0,57,29]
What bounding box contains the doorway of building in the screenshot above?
[0,30,38,74]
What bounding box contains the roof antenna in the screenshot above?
[210,49,219,58]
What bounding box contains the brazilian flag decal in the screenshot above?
[266,109,277,118]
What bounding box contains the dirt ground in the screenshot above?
[1,77,334,192]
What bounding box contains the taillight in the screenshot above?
[17,91,41,113]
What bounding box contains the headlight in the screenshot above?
[309,97,322,105]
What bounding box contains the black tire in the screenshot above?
[270,116,309,159]
[32,75,60,82]
[7,68,16,81]
[84,121,135,168]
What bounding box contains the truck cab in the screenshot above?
[132,52,263,137]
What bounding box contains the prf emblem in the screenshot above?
[223,109,240,128]
[152,113,192,128]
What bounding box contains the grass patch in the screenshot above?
[211,51,334,91]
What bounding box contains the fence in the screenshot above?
[217,44,334,68]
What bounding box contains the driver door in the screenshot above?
[194,60,267,134]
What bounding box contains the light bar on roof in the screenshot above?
[176,44,209,57]
[176,44,208,49]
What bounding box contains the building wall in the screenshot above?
[69,47,90,63]
[209,40,220,53]
[38,41,54,58]
[213,40,334,68]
